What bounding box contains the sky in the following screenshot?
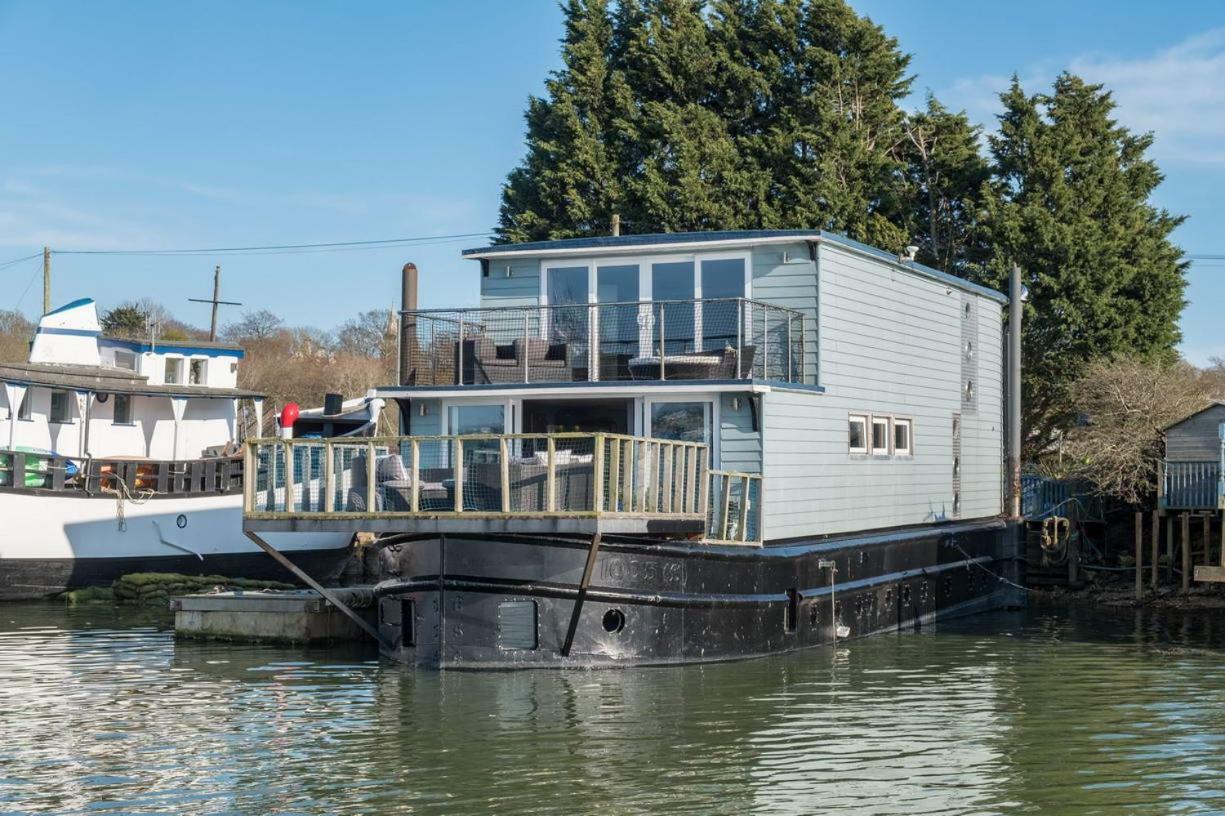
[0,1,1223,363]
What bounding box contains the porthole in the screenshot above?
[602,608,626,634]
[176,514,188,529]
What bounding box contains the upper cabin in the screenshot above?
[0,298,261,461]
[371,230,1008,542]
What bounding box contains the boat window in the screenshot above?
[649,401,711,445]
[17,390,32,421]
[848,415,867,454]
[871,417,889,455]
[164,357,183,385]
[113,394,132,425]
[894,418,912,456]
[49,390,71,424]
[113,350,137,371]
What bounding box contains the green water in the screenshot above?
[0,602,1222,815]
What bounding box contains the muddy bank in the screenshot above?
[1032,568,1225,610]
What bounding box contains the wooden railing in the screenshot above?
[243,433,764,543]
[706,470,763,545]
[1160,461,1224,510]
[0,449,242,496]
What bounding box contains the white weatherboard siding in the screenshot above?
[761,243,1004,540]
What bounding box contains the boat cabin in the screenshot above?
[1160,402,1225,511]
[245,230,1007,546]
[0,298,262,464]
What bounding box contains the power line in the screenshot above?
[0,252,43,271]
[52,231,492,257]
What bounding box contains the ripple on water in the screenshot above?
[0,603,1223,815]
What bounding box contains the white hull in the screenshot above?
[0,491,354,599]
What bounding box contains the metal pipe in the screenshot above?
[1007,263,1023,519]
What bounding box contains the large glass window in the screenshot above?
[700,258,745,349]
[651,261,695,355]
[449,404,505,436]
[596,264,639,358]
[546,266,589,351]
[649,401,711,445]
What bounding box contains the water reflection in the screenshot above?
[0,603,1222,814]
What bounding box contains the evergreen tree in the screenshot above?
[979,74,1187,457]
[498,0,620,242]
[901,95,989,273]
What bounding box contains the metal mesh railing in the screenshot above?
[706,470,763,545]
[245,433,709,520]
[398,298,806,386]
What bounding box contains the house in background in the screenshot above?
[1160,402,1225,511]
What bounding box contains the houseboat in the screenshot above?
[243,230,1022,668]
[0,298,355,600]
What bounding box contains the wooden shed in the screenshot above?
[1160,402,1225,510]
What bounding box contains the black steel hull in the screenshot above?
[375,518,1021,669]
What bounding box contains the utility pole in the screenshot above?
[1007,262,1023,519]
[42,247,51,314]
[189,266,242,341]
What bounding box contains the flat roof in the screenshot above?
[462,229,1008,304]
[0,361,263,399]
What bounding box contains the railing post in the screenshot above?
[658,302,667,380]
[735,299,743,379]
[323,440,335,513]
[609,435,621,511]
[285,440,297,513]
[661,443,675,513]
[698,446,710,516]
[366,440,376,513]
[739,474,752,542]
[621,439,633,513]
[410,438,420,512]
[721,474,733,539]
[635,439,648,513]
[522,309,531,384]
[454,438,464,513]
[762,303,770,380]
[457,315,466,386]
[786,312,793,381]
[593,434,605,513]
[799,313,806,384]
[588,304,598,382]
[546,436,557,512]
[499,437,511,513]
[267,442,278,511]
[243,442,255,513]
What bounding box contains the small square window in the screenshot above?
[894,418,912,456]
[164,358,182,385]
[50,390,71,424]
[189,359,206,385]
[113,350,137,371]
[848,415,867,454]
[113,394,132,425]
[871,417,889,455]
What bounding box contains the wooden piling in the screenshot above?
[1165,515,1174,581]
[1204,514,1214,568]
[1150,510,1159,589]
[1181,512,1191,593]
[1134,511,1143,600]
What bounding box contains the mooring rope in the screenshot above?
[99,472,158,533]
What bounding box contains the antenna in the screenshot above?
[188,265,243,341]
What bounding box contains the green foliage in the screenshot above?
[100,305,149,339]
[497,0,914,245]
[978,74,1187,457]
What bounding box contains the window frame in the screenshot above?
[893,417,913,457]
[870,416,890,456]
[188,358,207,386]
[112,393,133,425]
[164,356,184,385]
[642,393,720,465]
[49,389,72,425]
[848,414,868,455]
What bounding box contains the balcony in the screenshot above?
[1160,461,1224,511]
[242,433,763,544]
[398,298,806,386]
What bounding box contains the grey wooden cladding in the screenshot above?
[760,242,1004,540]
[1164,404,1225,462]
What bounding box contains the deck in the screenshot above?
[243,432,763,543]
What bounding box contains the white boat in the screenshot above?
[0,298,358,600]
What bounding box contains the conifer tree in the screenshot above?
[901,96,990,274]
[498,0,620,242]
[979,74,1187,457]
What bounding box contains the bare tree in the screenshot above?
[1059,357,1222,504]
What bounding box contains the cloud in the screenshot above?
[938,28,1225,165]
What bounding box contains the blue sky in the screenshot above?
[1,1,1222,363]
